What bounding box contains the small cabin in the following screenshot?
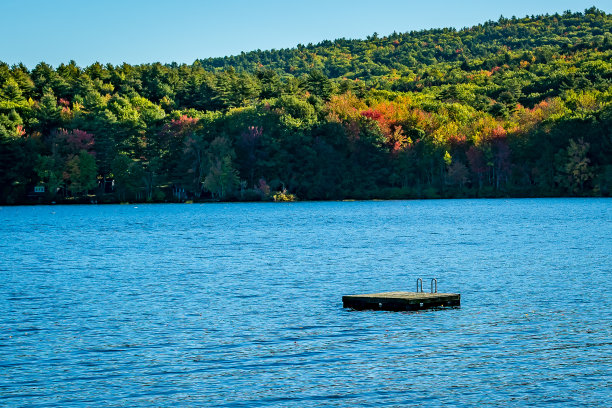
[27,185,46,202]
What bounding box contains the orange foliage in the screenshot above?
[15,125,26,137]
[447,133,467,145]
[486,125,507,141]
[513,98,567,132]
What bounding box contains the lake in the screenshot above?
[1,199,611,407]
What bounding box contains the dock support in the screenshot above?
[342,291,460,311]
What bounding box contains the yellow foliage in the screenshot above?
[433,122,460,145]
[325,92,366,121]
[273,190,297,202]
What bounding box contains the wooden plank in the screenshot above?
[342,291,460,311]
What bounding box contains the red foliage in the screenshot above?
[361,107,395,135]
[361,108,384,122]
[56,129,95,154]
[241,126,263,145]
[466,146,486,175]
[170,115,199,132]
[161,115,200,151]
[361,107,411,153]
[239,126,263,169]
[494,140,511,174]
[256,178,270,196]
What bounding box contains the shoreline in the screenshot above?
[2,195,608,207]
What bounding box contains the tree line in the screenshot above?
[0,7,610,204]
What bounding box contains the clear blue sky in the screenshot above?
[1,0,609,68]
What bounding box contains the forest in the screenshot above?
[0,7,610,204]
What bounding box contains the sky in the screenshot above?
[1,0,609,68]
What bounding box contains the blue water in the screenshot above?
[0,199,611,407]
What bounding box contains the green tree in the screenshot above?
[35,87,62,134]
[555,138,594,194]
[65,151,98,195]
[306,70,333,100]
[35,155,64,197]
[203,155,239,198]
[111,153,145,201]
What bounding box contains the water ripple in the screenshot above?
[0,198,610,407]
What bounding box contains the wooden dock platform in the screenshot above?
[342,291,460,311]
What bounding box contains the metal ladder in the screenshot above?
[416,278,437,293]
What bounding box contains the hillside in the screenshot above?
[0,7,611,203]
[198,7,611,81]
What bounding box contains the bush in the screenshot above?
[273,190,297,202]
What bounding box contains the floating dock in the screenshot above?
[342,291,460,311]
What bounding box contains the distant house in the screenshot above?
[27,185,46,202]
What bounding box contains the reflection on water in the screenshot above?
[0,199,611,407]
